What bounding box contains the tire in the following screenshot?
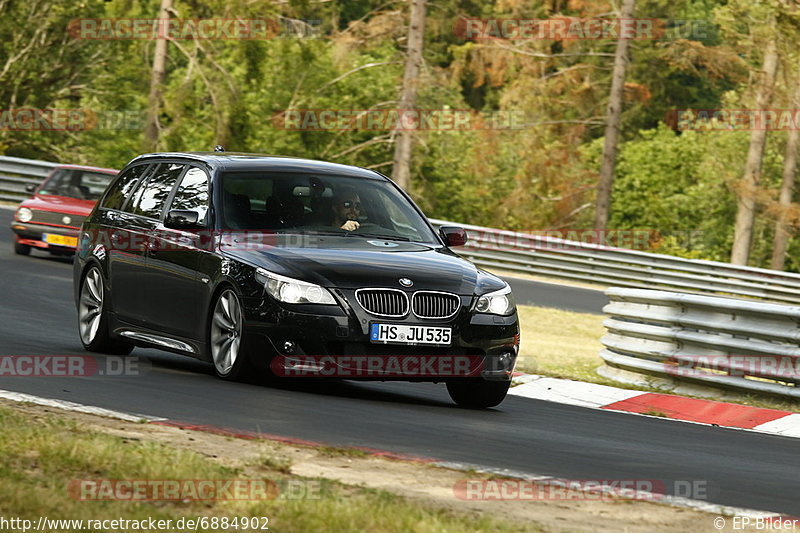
[78,266,134,355]
[14,240,30,256]
[208,288,257,381]
[446,379,510,408]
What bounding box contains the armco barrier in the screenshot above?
[0,156,58,202]
[429,219,800,304]
[600,287,800,398]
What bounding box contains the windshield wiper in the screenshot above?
[293,230,347,236]
[346,233,411,242]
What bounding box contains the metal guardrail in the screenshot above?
[600,288,800,398]
[2,155,799,304]
[0,156,58,202]
[429,219,800,304]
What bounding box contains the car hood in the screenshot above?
[21,194,95,216]
[220,235,506,295]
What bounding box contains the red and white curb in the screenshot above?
[509,373,800,439]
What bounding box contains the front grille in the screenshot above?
[31,209,84,228]
[355,289,409,317]
[412,291,460,319]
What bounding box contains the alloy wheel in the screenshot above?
[79,268,104,345]
[211,289,243,375]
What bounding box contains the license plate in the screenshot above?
[370,323,452,346]
[43,233,78,247]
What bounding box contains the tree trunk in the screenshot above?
[770,80,800,270]
[391,0,427,191]
[593,0,636,231]
[143,0,172,152]
[730,39,779,265]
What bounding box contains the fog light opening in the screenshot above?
[497,351,515,373]
[282,340,296,354]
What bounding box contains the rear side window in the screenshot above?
[101,164,149,210]
[169,167,210,225]
[127,163,186,219]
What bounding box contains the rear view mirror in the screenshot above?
[165,209,200,229]
[25,184,36,193]
[440,226,468,247]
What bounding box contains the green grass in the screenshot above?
[251,453,293,474]
[515,304,607,382]
[515,303,800,413]
[316,446,370,459]
[0,406,534,532]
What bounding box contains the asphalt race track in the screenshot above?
[0,208,797,516]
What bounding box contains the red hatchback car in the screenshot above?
[10,164,117,256]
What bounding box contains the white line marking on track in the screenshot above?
[0,389,166,422]
[434,461,782,519]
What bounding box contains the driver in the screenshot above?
[331,187,361,231]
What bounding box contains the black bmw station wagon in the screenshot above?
[73,152,520,407]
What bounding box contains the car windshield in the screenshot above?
[219,171,440,244]
[39,168,116,201]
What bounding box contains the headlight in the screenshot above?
[474,285,515,315]
[255,268,336,305]
[16,207,33,223]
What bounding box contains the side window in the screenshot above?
[39,169,71,196]
[102,165,148,210]
[127,163,186,219]
[169,167,210,225]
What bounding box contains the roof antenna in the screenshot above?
[214,145,225,152]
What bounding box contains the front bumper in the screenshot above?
[241,291,520,382]
[11,222,80,251]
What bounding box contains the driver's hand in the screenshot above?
[341,220,360,231]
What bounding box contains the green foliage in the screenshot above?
[2,0,800,269]
[592,124,787,262]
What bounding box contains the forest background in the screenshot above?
[2,0,799,270]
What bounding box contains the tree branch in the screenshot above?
[325,134,393,159]
[315,61,401,93]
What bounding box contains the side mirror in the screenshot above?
[25,184,36,193]
[440,226,468,247]
[165,209,200,229]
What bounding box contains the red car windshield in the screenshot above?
[38,168,115,201]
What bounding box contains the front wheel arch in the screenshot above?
[77,264,132,355]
